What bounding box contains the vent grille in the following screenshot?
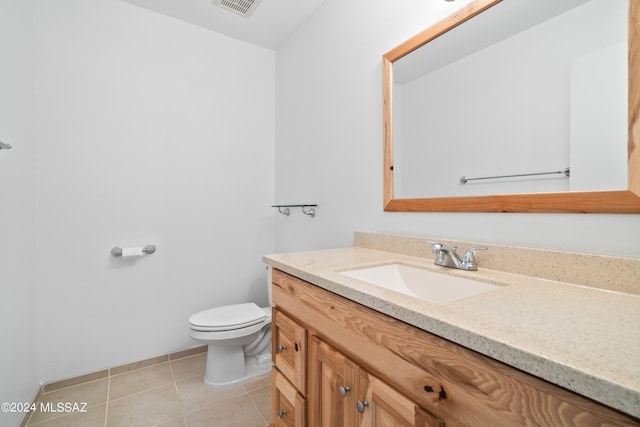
[214,0,262,18]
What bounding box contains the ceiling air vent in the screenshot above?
[213,0,263,18]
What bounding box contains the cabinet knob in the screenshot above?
[278,409,287,418]
[356,400,369,414]
[277,344,287,353]
[338,385,351,398]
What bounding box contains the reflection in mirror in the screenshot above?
[383,0,640,213]
[394,0,627,197]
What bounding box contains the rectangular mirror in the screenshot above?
[383,0,640,213]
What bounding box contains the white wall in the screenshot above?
[570,42,628,191]
[275,0,640,257]
[0,0,39,425]
[33,0,275,382]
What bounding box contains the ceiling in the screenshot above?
[120,0,327,49]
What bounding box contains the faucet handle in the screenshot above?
[462,245,487,269]
[428,240,457,253]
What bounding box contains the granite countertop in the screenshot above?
[263,245,640,419]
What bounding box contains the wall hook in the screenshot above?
[302,206,315,217]
[0,141,12,150]
[277,207,290,216]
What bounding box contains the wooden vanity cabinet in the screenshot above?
[309,337,358,426]
[309,336,445,427]
[271,268,640,427]
[273,370,306,427]
[272,310,307,426]
[359,360,446,427]
[273,310,306,393]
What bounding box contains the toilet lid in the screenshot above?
[189,303,266,331]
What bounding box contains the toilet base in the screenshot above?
[204,361,272,390]
[203,350,273,390]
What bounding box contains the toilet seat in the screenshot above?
[189,303,266,332]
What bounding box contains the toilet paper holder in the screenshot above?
[111,244,156,257]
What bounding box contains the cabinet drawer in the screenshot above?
[273,370,306,427]
[273,309,307,394]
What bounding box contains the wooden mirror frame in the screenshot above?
[383,0,640,213]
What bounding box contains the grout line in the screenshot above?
[103,375,110,427]
[246,383,271,426]
[106,381,176,404]
[168,358,189,427]
[108,360,171,379]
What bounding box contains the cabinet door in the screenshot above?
[358,370,419,427]
[274,310,307,394]
[309,337,358,427]
[273,370,306,427]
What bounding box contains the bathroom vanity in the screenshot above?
[265,233,640,426]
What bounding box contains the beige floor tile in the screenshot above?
[27,354,273,427]
[185,394,267,427]
[170,353,206,382]
[109,362,174,401]
[106,384,182,427]
[243,372,272,392]
[175,376,245,416]
[28,379,108,425]
[27,403,106,427]
[248,385,272,424]
[153,417,186,427]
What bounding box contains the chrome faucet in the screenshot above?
[429,241,487,271]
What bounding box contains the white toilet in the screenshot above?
[189,269,272,390]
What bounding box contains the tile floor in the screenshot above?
[24,353,272,427]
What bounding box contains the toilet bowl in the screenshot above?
[189,302,272,390]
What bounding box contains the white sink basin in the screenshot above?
[340,263,500,304]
